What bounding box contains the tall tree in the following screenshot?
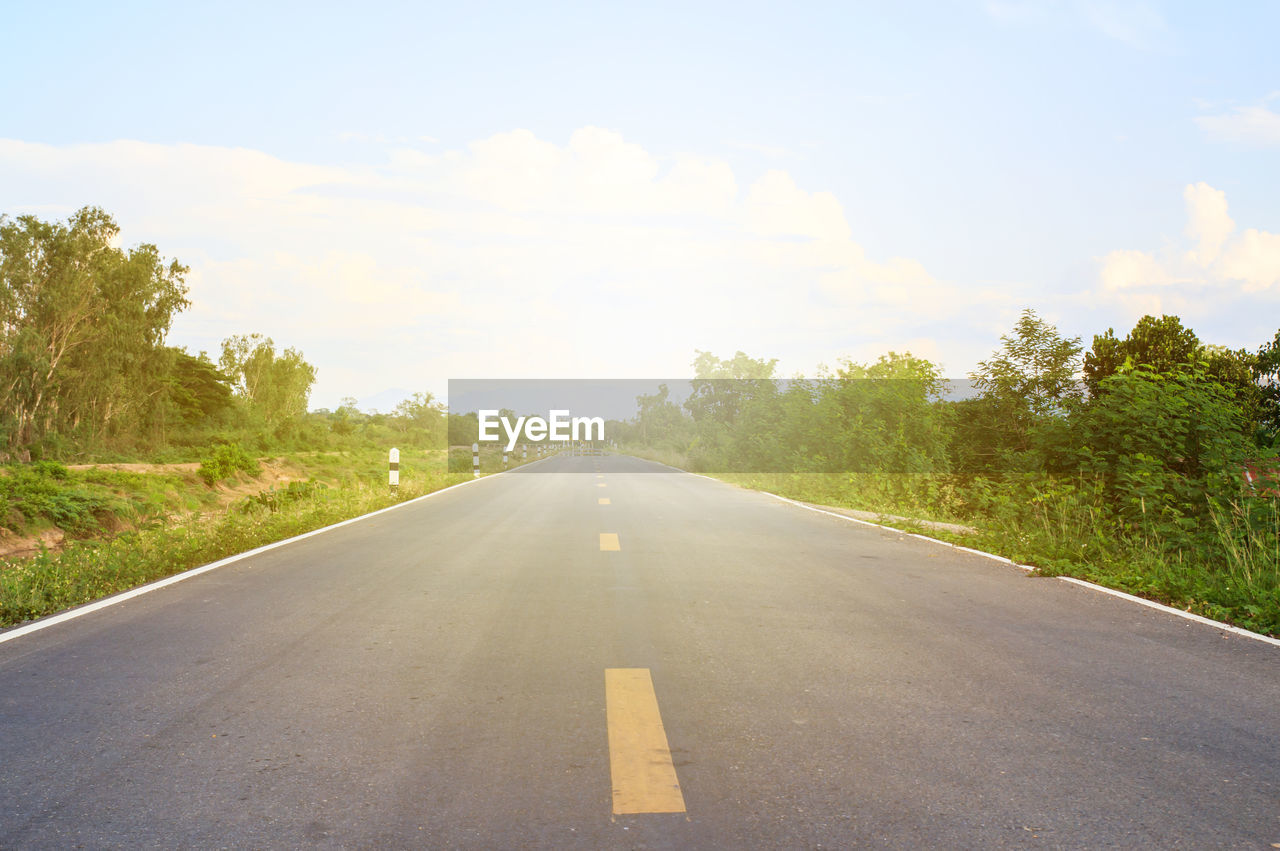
[1083,315,1199,397]
[973,309,1083,418]
[219,334,317,430]
[827,352,949,475]
[970,309,1083,464]
[166,349,234,424]
[392,392,446,444]
[0,207,188,449]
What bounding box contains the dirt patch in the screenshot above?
[213,461,299,504]
[66,462,201,473]
[0,527,66,561]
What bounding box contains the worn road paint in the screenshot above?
[605,668,686,815]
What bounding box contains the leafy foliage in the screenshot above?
[1074,365,1259,541]
[197,442,261,486]
[970,309,1082,467]
[219,333,317,432]
[237,479,328,513]
[623,320,1280,634]
[0,207,189,451]
[0,463,123,535]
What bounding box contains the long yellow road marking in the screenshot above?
[599,497,611,505]
[597,483,607,488]
[605,668,686,815]
[599,533,620,551]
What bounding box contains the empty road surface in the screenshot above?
[1,454,1277,848]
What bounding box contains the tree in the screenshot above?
[633,383,690,448]
[825,352,949,475]
[0,206,189,449]
[448,411,479,447]
[969,309,1082,467]
[1075,365,1261,539]
[218,334,317,430]
[973,309,1082,419]
[1256,329,1280,446]
[684,351,779,469]
[391,392,446,445]
[686,350,777,425]
[1083,315,1199,397]
[690,350,779,380]
[167,349,234,424]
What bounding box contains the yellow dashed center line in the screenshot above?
[605,668,686,815]
[597,483,607,488]
[599,533,620,551]
[598,497,611,505]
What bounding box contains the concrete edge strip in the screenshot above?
[694,475,1279,649]
[0,467,508,647]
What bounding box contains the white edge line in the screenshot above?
[662,467,1279,650]
[0,467,510,647]
[1055,577,1280,647]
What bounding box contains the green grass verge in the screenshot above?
[620,451,1280,639]
[0,472,472,629]
[0,443,551,630]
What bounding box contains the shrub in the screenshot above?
[31,460,69,480]
[236,479,328,513]
[197,443,261,486]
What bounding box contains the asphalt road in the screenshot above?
[1,454,1277,848]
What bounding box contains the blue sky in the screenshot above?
[2,0,1277,409]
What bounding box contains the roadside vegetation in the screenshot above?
[615,316,1280,636]
[0,443,544,628]
[0,463,476,628]
[0,206,545,628]
[4,206,1277,637]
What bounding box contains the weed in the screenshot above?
[197,443,261,486]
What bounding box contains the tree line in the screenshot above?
[0,206,327,459]
[615,312,1279,556]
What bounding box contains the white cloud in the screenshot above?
[1079,1,1167,48]
[744,170,850,242]
[1183,182,1233,267]
[0,130,997,406]
[1099,248,1176,291]
[1195,105,1280,147]
[1095,182,1280,317]
[985,0,1169,48]
[1219,229,1280,292]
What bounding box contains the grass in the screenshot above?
[0,477,446,627]
[0,462,201,539]
[0,444,547,629]
[619,448,1280,638]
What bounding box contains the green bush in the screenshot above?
[236,479,328,514]
[30,460,69,480]
[0,465,120,535]
[197,443,261,486]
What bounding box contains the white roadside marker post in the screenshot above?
[472,442,480,478]
[389,447,400,493]
[523,444,527,460]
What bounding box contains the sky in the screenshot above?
[2,0,1277,411]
